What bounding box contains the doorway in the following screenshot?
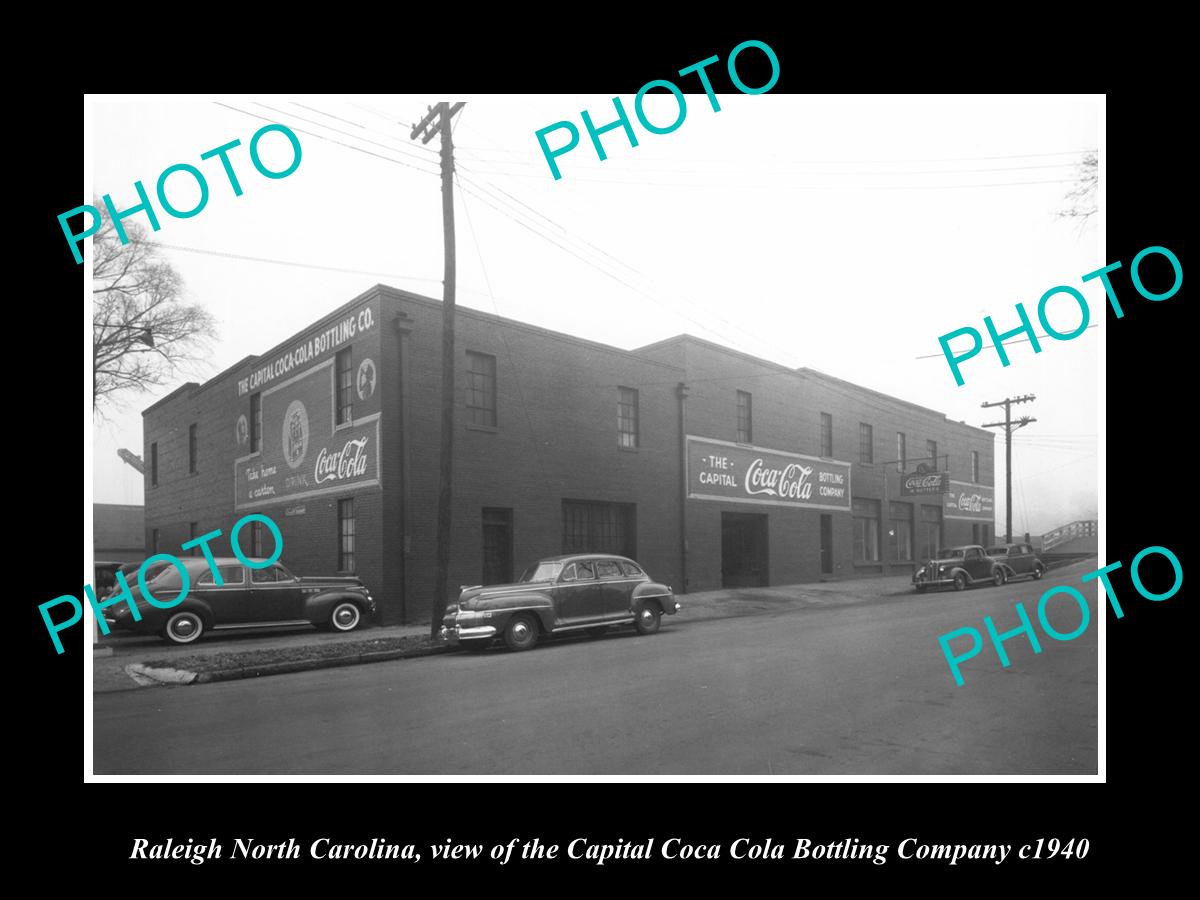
[819,514,834,575]
[482,508,513,585]
[721,512,769,588]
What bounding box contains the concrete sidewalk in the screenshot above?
[87,572,943,693]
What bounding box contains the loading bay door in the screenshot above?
[721,512,769,588]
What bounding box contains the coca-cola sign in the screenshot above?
[687,436,851,511]
[234,363,381,510]
[901,471,948,495]
[943,480,995,520]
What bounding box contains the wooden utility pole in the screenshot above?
[981,394,1037,544]
[412,101,465,637]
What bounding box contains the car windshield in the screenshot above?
[519,562,564,583]
[987,547,1008,556]
[943,548,967,559]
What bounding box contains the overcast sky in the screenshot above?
[89,94,1100,536]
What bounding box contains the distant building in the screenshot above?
[94,503,144,562]
[143,285,996,625]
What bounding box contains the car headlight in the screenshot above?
[938,565,947,575]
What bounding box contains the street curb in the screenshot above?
[190,643,454,684]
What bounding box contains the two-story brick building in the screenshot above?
[143,284,996,625]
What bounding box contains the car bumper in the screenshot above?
[438,624,498,645]
[913,573,955,587]
[666,599,682,615]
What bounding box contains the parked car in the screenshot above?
[93,560,127,598]
[913,545,1007,592]
[101,557,375,644]
[987,543,1047,582]
[440,553,680,652]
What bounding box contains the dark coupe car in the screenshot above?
[912,544,1007,592]
[987,543,1047,582]
[101,557,375,644]
[440,553,680,652]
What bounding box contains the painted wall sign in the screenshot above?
[234,360,381,510]
[943,480,995,521]
[236,305,376,397]
[686,436,852,511]
[901,471,948,496]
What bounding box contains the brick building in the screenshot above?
[143,285,996,625]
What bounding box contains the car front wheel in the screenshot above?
[330,602,362,632]
[992,568,1006,587]
[503,614,538,651]
[634,604,661,635]
[1033,565,1045,580]
[163,611,204,644]
[952,573,967,592]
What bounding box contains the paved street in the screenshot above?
[93,563,1098,774]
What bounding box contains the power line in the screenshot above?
[149,240,444,284]
[252,101,443,168]
[212,102,441,176]
[914,324,1099,359]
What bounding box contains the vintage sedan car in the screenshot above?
[440,553,680,652]
[101,556,375,644]
[987,543,1047,582]
[912,544,1007,592]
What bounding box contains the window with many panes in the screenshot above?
[251,520,264,559]
[336,348,354,425]
[896,432,906,472]
[188,424,198,474]
[338,498,356,572]
[853,498,881,562]
[889,502,914,561]
[859,423,873,464]
[972,450,980,483]
[820,412,833,457]
[151,528,160,554]
[250,393,262,453]
[736,391,752,444]
[618,386,639,448]
[466,351,497,427]
[927,439,937,469]
[562,500,636,558]
[150,442,158,487]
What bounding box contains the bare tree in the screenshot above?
[1057,151,1098,229]
[92,201,216,411]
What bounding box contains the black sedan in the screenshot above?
[101,556,375,644]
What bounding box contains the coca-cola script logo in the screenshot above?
[957,492,984,512]
[904,473,943,490]
[314,437,370,484]
[745,458,814,500]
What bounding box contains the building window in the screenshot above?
[896,432,906,472]
[466,351,497,427]
[853,498,881,563]
[150,442,158,487]
[250,393,262,453]
[617,386,639,449]
[927,439,937,469]
[736,391,752,444]
[188,424,198,474]
[859,423,873,464]
[920,505,943,560]
[251,521,264,559]
[336,348,354,425]
[338,498,356,572]
[820,412,833,457]
[189,522,199,555]
[151,528,160,555]
[972,450,981,483]
[562,500,636,558]
[889,502,914,562]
